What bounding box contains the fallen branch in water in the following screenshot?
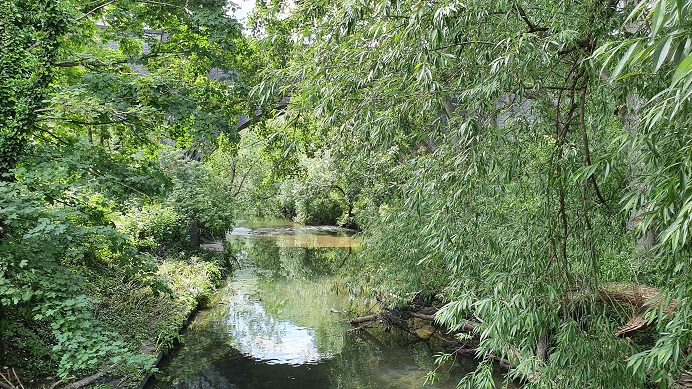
[349,314,379,324]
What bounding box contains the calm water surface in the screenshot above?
[147,220,514,389]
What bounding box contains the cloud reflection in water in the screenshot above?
[225,291,331,366]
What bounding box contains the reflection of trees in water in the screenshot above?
[327,329,474,389]
[227,235,353,280]
[156,227,487,389]
[300,247,353,276]
[156,310,242,386]
[255,276,348,357]
[170,367,239,389]
[227,238,282,271]
[268,246,352,279]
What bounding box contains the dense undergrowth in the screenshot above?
[0,142,234,388]
[1,1,246,386]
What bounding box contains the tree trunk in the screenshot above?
[188,217,200,248]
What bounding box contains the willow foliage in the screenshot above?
[253,0,692,386]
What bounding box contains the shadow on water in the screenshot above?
[147,220,515,389]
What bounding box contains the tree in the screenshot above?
[250,0,692,386]
[0,0,70,177]
[1,0,253,382]
[595,0,692,383]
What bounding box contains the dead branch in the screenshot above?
[62,362,121,389]
[349,314,379,325]
[0,370,18,389]
[599,282,677,337]
[409,311,435,321]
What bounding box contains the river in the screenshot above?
[146,220,514,389]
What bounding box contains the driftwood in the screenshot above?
[599,283,677,337]
[599,283,675,309]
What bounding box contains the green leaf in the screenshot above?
[675,0,684,21]
[650,0,667,40]
[652,35,674,72]
[671,52,692,86]
[610,41,642,81]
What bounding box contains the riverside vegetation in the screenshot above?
[2,0,692,388]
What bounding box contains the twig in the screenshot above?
[0,370,15,389]
[48,381,62,389]
[11,370,23,389]
[513,1,548,33]
[140,0,184,8]
[76,0,118,21]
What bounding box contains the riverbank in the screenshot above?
[96,251,230,388]
[1,248,230,389]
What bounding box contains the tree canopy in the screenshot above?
[1,0,251,384]
[246,0,692,386]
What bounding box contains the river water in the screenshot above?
[146,220,513,389]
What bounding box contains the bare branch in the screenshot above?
[76,0,118,21]
[513,1,548,33]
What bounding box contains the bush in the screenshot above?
[117,203,187,254]
[161,148,235,243]
[295,195,344,225]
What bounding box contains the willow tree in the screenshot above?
[595,0,692,385]
[252,0,691,386]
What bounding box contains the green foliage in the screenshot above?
[5,0,692,385]
[44,295,154,381]
[289,152,348,225]
[213,124,357,226]
[594,0,692,383]
[117,203,186,254]
[0,168,160,380]
[158,257,224,310]
[1,0,251,383]
[0,0,70,175]
[249,0,692,385]
[86,256,226,386]
[296,196,343,225]
[163,149,235,241]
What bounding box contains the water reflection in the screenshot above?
[224,279,335,365]
[148,221,512,389]
[230,221,362,248]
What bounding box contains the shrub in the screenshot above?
[117,203,187,254]
[295,195,344,225]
